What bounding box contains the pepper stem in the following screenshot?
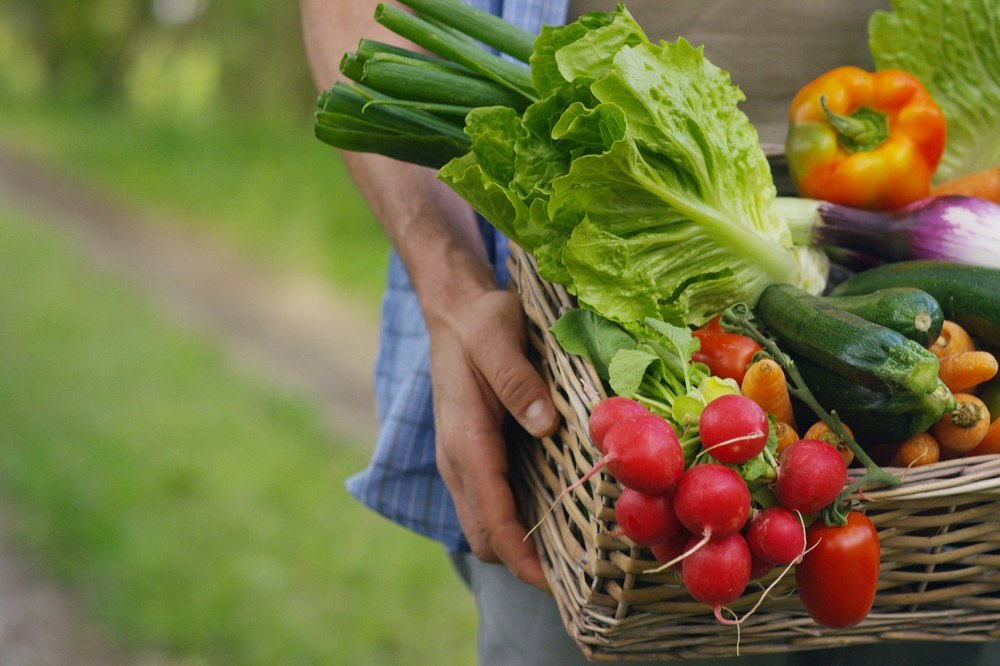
[820,95,889,154]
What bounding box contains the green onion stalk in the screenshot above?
[314,0,539,163]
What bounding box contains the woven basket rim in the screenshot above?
[506,241,1000,661]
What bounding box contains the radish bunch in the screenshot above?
[588,393,850,623]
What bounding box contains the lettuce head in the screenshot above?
[439,5,826,327]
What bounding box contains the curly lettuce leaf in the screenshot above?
[869,0,1000,182]
[440,4,822,328]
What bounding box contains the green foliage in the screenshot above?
[0,101,389,309]
[440,9,809,328]
[0,0,316,120]
[0,201,476,665]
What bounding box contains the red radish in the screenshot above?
[530,413,685,537]
[774,439,848,514]
[614,487,680,547]
[749,554,774,580]
[681,532,751,620]
[698,394,769,464]
[651,529,693,568]
[673,464,751,539]
[588,397,649,452]
[745,507,806,565]
[599,414,685,493]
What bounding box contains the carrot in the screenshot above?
[803,420,855,467]
[740,358,795,427]
[965,418,1000,457]
[931,165,1000,204]
[930,393,992,458]
[929,320,976,359]
[938,350,998,392]
[773,420,799,455]
[889,432,940,468]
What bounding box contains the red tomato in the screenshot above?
[795,511,880,628]
[691,315,761,384]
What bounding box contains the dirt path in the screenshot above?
[0,144,382,663]
[0,507,135,665]
[0,145,380,442]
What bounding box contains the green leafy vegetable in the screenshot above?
[869,0,1000,182]
[550,308,722,432]
[548,308,636,382]
[551,307,779,476]
[440,7,824,327]
[317,2,828,329]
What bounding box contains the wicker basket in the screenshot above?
[507,242,1000,662]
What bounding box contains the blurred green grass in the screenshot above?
[0,197,476,664]
[0,101,390,311]
[0,2,485,662]
[0,94,476,662]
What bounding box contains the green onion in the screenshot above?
[316,1,541,166]
[319,83,468,140]
[374,3,536,101]
[355,39,470,71]
[315,111,469,169]
[315,83,471,169]
[394,0,537,64]
[356,53,532,111]
[359,99,476,118]
[342,39,474,82]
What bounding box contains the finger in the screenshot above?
[434,418,488,556]
[462,439,548,590]
[486,503,548,592]
[468,293,559,438]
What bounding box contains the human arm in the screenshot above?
[299,0,559,589]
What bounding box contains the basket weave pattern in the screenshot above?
[507,243,1000,661]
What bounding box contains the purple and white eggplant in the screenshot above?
[778,195,1000,269]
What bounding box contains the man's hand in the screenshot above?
[429,288,558,590]
[299,0,557,589]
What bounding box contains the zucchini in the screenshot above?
[793,356,955,447]
[754,283,941,396]
[830,260,1000,348]
[821,287,944,348]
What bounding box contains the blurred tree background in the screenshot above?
[0,2,477,664]
[1,0,315,123]
[0,0,391,303]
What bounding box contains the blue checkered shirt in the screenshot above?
[346,0,571,552]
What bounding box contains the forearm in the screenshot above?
[299,0,497,325]
[300,1,557,587]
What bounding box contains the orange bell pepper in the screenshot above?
[785,66,947,211]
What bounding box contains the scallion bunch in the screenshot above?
[315,0,538,168]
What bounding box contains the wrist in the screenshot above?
[339,152,501,330]
[414,243,499,335]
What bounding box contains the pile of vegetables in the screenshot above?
[317,0,1000,637]
[321,0,830,328]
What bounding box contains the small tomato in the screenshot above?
[795,511,880,628]
[692,315,762,384]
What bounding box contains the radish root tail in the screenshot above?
[524,459,606,541]
[643,530,711,574]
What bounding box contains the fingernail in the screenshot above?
[523,399,552,435]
